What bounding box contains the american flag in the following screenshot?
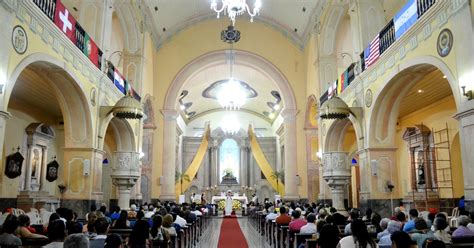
[364,35,380,69]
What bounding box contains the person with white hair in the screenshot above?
[377,218,391,239]
[64,233,89,248]
[378,221,401,247]
[453,215,474,238]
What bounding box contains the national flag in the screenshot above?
[83,33,100,67]
[338,71,346,94]
[54,0,76,43]
[125,80,131,95]
[113,69,125,94]
[364,35,380,69]
[347,63,355,84]
[132,89,141,102]
[328,80,338,98]
[320,91,328,106]
[394,0,418,40]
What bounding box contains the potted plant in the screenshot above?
[270,170,284,195]
[175,171,190,195]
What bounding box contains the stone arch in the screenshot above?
[324,117,363,152]
[305,95,318,129]
[104,117,136,152]
[368,56,460,147]
[163,50,297,112]
[5,53,93,148]
[113,3,141,54]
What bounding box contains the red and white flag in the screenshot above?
[364,35,380,69]
[54,0,76,43]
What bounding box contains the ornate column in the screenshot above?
[454,108,474,211]
[111,151,140,210]
[281,109,299,200]
[160,110,178,201]
[91,149,106,202]
[322,152,350,212]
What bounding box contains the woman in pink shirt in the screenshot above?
[289,210,307,232]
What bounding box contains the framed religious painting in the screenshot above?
[4,150,24,179]
[46,159,59,182]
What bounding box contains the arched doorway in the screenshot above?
[368,63,462,212]
[2,55,93,214]
[160,50,299,200]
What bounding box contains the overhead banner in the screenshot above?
[54,0,77,44]
[175,125,210,195]
[248,125,285,195]
[394,0,418,40]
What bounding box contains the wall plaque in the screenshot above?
[12,25,28,55]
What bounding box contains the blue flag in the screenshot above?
[394,0,418,40]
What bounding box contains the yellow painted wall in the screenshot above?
[152,18,309,198]
[395,96,462,199]
[305,35,319,98]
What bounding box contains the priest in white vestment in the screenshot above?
[225,190,233,216]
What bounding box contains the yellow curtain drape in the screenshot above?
[175,125,210,195]
[248,125,285,195]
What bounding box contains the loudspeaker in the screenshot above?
[83,159,90,176]
[158,176,163,185]
[371,159,378,176]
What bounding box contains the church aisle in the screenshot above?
[196,217,270,248]
[217,217,249,248]
[238,217,271,248]
[196,217,222,247]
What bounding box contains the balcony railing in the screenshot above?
[32,0,140,101]
[320,0,436,105]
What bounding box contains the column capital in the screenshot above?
[454,108,474,121]
[0,110,11,120]
[281,109,299,122]
[160,109,179,121]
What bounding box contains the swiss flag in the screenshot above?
[54,0,76,43]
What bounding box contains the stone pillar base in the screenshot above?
[159,194,177,202]
[282,195,300,202]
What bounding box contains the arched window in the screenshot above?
[219,139,240,184]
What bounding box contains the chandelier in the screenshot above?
[217,78,247,110]
[221,114,241,134]
[210,0,262,26]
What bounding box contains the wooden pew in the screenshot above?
[294,233,313,248]
[108,228,133,240]
[278,225,289,248]
[20,237,49,247]
[305,239,318,248]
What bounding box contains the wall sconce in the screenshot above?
[461,86,473,100]
[296,174,301,186]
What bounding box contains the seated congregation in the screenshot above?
[0,202,208,248]
[249,200,474,248]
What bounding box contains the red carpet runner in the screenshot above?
[217,217,249,248]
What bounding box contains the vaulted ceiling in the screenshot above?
[141,0,326,49]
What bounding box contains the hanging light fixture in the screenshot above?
[211,0,261,26]
[221,113,241,134]
[216,26,247,110]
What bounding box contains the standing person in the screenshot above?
[225,190,233,217]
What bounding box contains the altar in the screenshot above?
[211,195,249,206]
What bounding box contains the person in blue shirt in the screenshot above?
[402,208,419,233]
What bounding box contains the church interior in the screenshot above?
[1,0,474,247]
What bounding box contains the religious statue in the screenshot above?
[31,149,39,178]
[417,157,426,185]
[225,190,233,217]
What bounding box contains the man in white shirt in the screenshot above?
[265,207,278,222]
[173,212,187,227]
[300,214,317,234]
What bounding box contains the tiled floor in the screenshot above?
[197,217,270,248]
